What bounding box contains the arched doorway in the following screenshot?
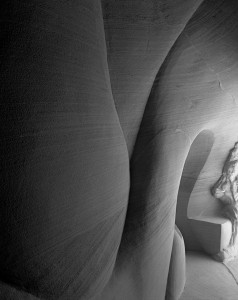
[176,130,214,250]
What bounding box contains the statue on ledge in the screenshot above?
[212,142,238,261]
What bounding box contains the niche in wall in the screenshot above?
[176,130,214,250]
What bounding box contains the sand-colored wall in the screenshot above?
[1,1,238,299]
[0,1,129,299]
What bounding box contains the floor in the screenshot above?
[180,251,238,300]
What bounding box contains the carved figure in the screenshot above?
[212,142,238,248]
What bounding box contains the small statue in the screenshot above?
[212,142,238,253]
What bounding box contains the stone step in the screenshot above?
[189,216,232,255]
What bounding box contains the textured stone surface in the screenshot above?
[1,0,238,299]
[0,1,129,299]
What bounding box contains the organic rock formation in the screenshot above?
[1,0,238,299]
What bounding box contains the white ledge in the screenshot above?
[188,216,232,255]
